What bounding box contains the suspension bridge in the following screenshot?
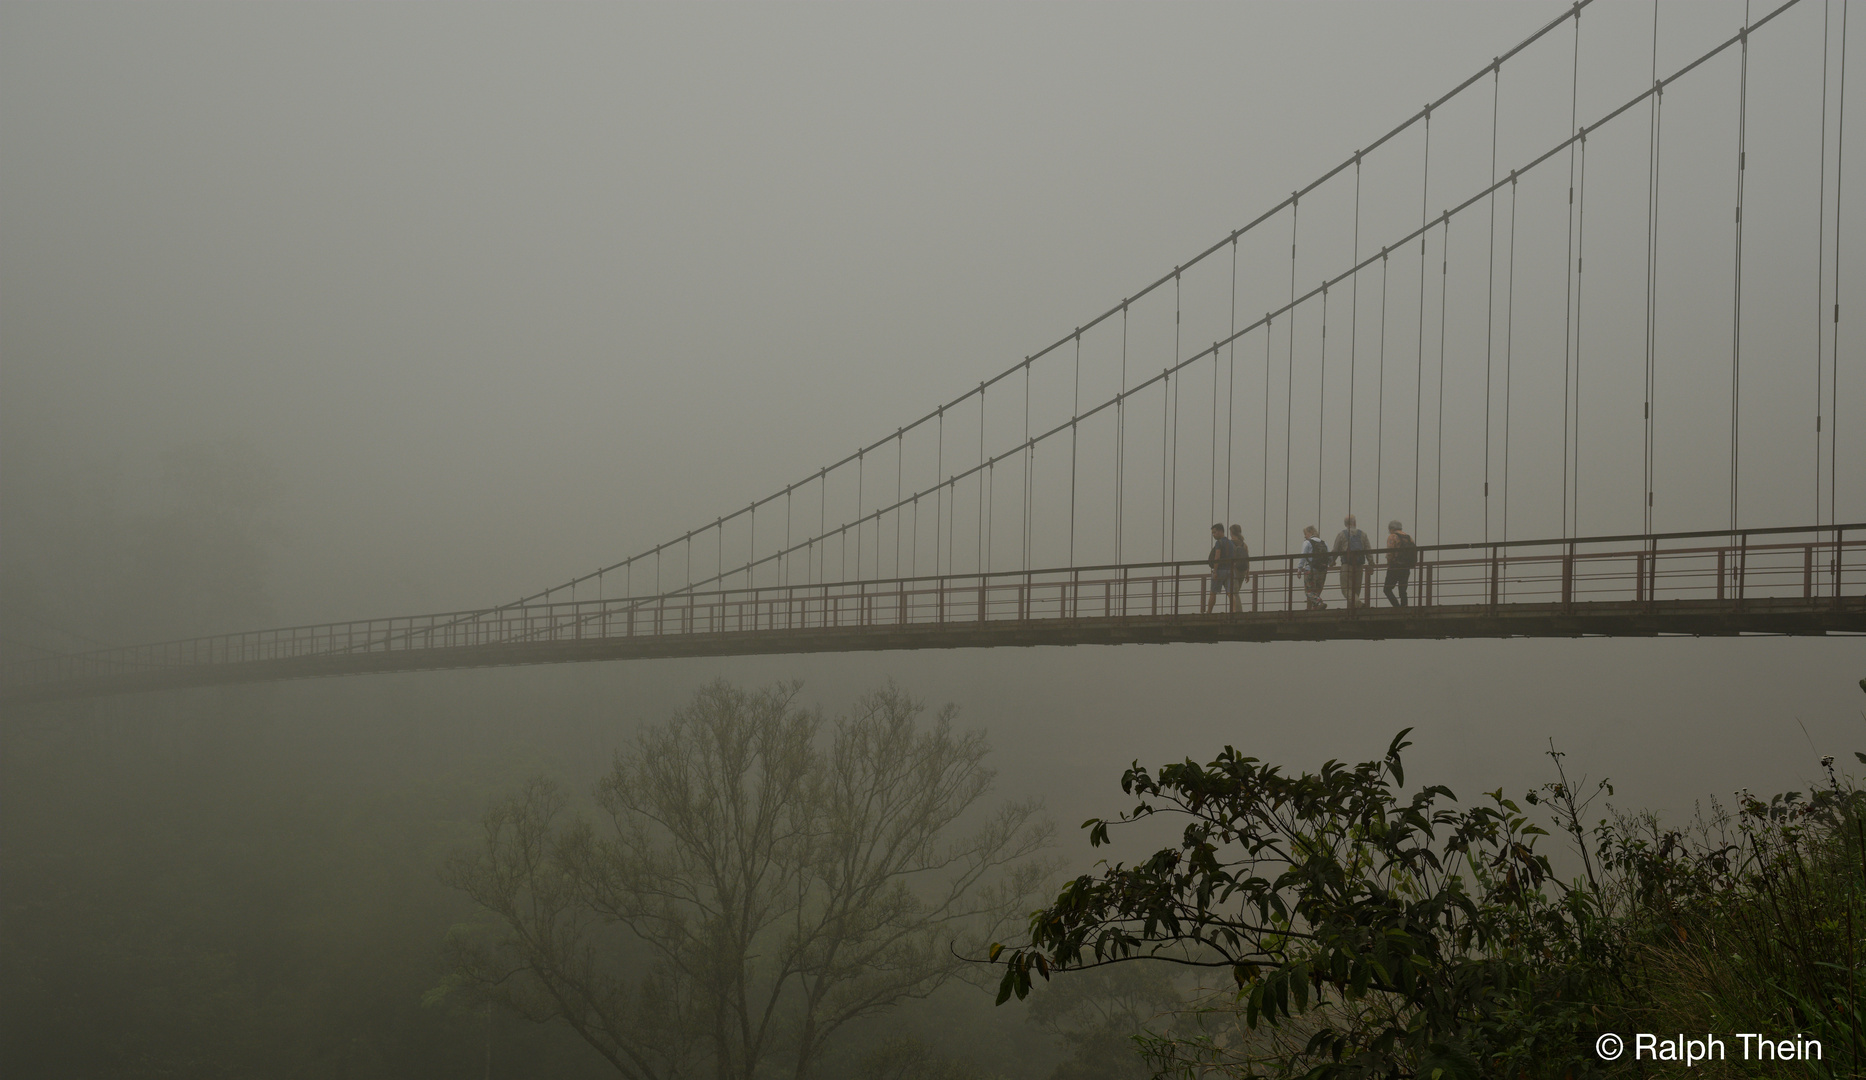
[5,0,1862,706]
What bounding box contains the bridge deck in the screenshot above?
[3,595,1856,704]
[4,525,1859,706]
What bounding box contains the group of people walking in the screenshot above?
[1203,515,1417,613]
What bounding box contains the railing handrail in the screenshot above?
[4,521,1858,677]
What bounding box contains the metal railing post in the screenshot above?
[1834,528,1845,604]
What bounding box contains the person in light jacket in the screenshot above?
[1300,525,1330,610]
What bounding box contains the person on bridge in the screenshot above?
[1301,525,1331,610]
[1227,524,1251,611]
[1384,519,1416,608]
[1204,523,1237,614]
[1333,514,1371,609]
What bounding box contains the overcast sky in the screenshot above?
[4,2,1861,830]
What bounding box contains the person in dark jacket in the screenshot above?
[1203,523,1235,614]
[1227,524,1250,611]
[1384,519,1416,607]
[1333,514,1371,609]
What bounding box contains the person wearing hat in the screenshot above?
[1383,519,1416,607]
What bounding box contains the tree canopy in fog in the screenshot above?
[441,680,1054,1080]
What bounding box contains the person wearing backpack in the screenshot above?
[1332,514,1371,609]
[1300,525,1331,610]
[1203,523,1235,614]
[1227,524,1251,611]
[1384,519,1416,607]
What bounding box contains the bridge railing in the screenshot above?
[531,526,1857,636]
[3,524,1858,691]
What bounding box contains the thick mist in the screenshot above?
[3,3,1863,1077]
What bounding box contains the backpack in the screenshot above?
[1305,536,1331,572]
[1343,529,1367,567]
[1390,532,1416,570]
[1231,538,1250,574]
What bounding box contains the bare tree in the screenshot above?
[442,680,1052,1080]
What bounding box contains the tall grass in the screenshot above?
[1594,761,1865,1079]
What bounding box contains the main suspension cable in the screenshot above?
[533,4,1800,609]
[494,4,1613,615]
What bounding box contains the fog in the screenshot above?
[3,3,1862,1076]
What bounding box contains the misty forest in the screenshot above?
[4,3,1865,1079]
